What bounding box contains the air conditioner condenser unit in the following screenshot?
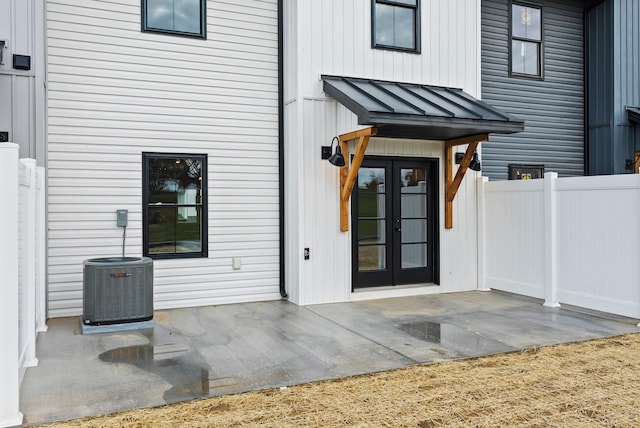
[83,257,153,325]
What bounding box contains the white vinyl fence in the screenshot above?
[1,143,47,428]
[479,172,640,319]
[19,157,47,368]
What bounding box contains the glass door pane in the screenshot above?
[399,168,428,269]
[356,167,387,272]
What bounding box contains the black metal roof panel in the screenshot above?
[322,75,525,140]
[628,106,640,124]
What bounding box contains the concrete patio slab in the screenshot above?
[20,291,639,426]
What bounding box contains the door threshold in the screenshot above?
[350,283,440,302]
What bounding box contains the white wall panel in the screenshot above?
[483,179,545,298]
[47,0,281,316]
[284,0,483,304]
[290,99,352,305]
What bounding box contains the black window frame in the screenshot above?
[141,0,207,39]
[509,0,544,80]
[142,152,208,260]
[371,0,421,54]
[508,164,545,180]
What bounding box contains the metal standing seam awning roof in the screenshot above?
[628,106,640,124]
[321,75,525,230]
[322,75,524,140]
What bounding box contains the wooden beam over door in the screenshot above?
[444,134,488,229]
[334,129,486,231]
[338,127,377,232]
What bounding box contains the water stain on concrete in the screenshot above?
[398,320,514,357]
[99,331,211,403]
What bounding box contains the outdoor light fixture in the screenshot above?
[13,54,30,71]
[322,136,345,167]
[469,153,481,171]
[455,152,482,171]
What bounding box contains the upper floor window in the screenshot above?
[372,0,420,53]
[143,153,208,259]
[510,2,542,78]
[142,0,206,38]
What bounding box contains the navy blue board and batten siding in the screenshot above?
[587,0,640,175]
[586,0,614,174]
[481,0,586,180]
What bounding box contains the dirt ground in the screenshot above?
[37,333,640,427]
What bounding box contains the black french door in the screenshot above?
[352,157,438,289]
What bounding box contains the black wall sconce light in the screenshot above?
[321,136,345,167]
[455,151,481,171]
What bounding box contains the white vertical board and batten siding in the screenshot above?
[285,0,482,304]
[47,0,280,317]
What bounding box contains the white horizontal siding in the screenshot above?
[47,0,280,317]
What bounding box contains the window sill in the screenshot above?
[372,44,421,55]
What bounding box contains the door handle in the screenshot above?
[394,219,401,232]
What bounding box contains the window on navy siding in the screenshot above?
[372,0,420,53]
[143,153,208,259]
[510,2,543,77]
[142,0,206,38]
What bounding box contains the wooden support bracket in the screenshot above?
[444,134,488,229]
[338,127,377,232]
[334,129,485,231]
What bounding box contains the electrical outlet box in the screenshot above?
[232,257,241,270]
[13,54,30,71]
[304,248,310,260]
[116,209,128,227]
[0,132,8,142]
